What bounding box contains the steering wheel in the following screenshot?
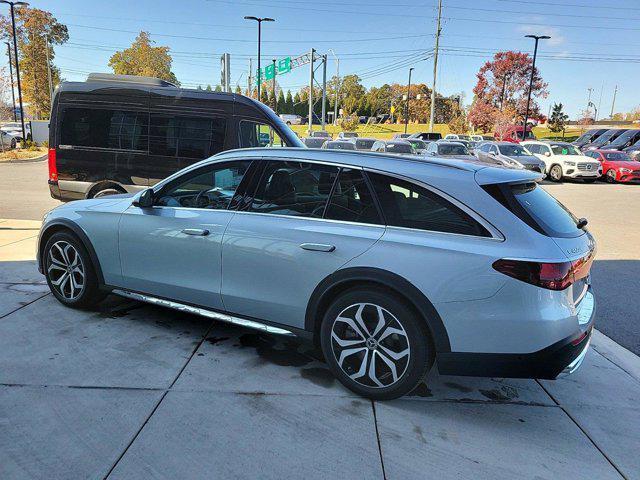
[193,188,225,208]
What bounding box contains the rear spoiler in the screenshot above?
[474,166,543,185]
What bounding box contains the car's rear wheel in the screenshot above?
[549,164,563,182]
[606,169,617,183]
[320,287,434,400]
[44,232,105,308]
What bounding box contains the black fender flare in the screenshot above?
[305,267,451,353]
[38,218,105,286]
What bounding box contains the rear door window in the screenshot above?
[60,107,148,151]
[149,115,226,158]
[368,173,490,237]
[324,169,381,224]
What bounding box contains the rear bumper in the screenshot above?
[437,291,595,380]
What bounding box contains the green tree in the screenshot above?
[235,84,242,94]
[277,90,285,112]
[0,7,68,119]
[108,31,178,85]
[260,87,268,105]
[285,90,293,114]
[214,85,222,92]
[548,102,569,134]
[205,84,213,91]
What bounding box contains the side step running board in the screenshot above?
[111,289,295,336]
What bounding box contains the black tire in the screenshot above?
[320,287,434,400]
[10,138,16,149]
[549,164,563,182]
[43,231,106,308]
[583,178,597,183]
[606,169,617,183]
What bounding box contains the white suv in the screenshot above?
[522,141,602,182]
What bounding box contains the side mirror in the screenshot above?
[133,188,154,208]
[544,151,551,157]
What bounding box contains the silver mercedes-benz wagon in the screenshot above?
[38,148,595,399]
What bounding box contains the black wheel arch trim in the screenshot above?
[305,267,451,353]
[38,219,105,286]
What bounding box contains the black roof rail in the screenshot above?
[86,73,178,88]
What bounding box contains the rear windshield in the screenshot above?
[604,152,632,161]
[438,144,468,155]
[386,143,413,153]
[355,139,376,149]
[484,182,582,238]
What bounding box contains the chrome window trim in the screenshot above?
[230,209,386,230]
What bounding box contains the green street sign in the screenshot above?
[257,56,292,82]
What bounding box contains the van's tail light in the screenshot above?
[48,148,58,182]
[493,252,594,290]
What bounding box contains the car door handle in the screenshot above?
[182,228,210,236]
[300,243,335,252]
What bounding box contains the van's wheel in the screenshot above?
[43,231,106,308]
[320,287,434,400]
[606,170,617,183]
[92,188,123,198]
[549,165,563,182]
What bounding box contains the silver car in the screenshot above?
[37,148,596,400]
[477,141,547,173]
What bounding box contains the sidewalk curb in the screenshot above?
[0,153,47,165]
[592,329,640,383]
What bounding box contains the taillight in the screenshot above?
[493,259,574,290]
[48,148,57,182]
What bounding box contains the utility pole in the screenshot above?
[5,42,16,121]
[45,35,53,107]
[428,0,442,133]
[523,34,550,140]
[271,58,277,113]
[308,48,315,135]
[404,67,414,134]
[610,85,618,118]
[321,54,327,131]
[328,49,339,126]
[2,1,29,143]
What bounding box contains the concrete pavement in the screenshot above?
[1,221,639,479]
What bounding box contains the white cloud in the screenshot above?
[518,25,565,47]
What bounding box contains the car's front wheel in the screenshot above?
[44,232,105,308]
[606,169,617,183]
[320,287,434,400]
[549,164,563,182]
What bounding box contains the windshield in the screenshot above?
[408,139,427,149]
[341,132,358,138]
[609,130,639,146]
[325,141,355,150]
[551,144,582,156]
[499,144,530,156]
[386,143,414,153]
[355,139,376,149]
[604,152,632,161]
[592,130,621,145]
[457,135,470,140]
[438,144,468,155]
[303,138,326,148]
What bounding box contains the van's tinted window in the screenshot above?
[325,169,381,224]
[239,121,284,148]
[60,108,148,150]
[150,115,226,158]
[369,173,490,237]
[249,161,338,217]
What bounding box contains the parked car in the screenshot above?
[581,129,628,151]
[476,142,546,173]
[337,132,358,139]
[0,130,17,150]
[311,130,332,139]
[352,137,377,151]
[623,139,640,161]
[406,138,430,154]
[37,147,596,399]
[572,128,608,149]
[584,149,640,183]
[47,73,302,202]
[279,114,303,125]
[392,133,411,139]
[0,121,31,143]
[425,141,475,159]
[494,125,535,143]
[371,140,415,154]
[409,132,442,141]
[322,140,356,150]
[444,134,471,141]
[302,137,327,148]
[522,141,602,183]
[470,135,493,142]
[604,129,640,151]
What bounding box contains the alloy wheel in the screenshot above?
[606,170,616,183]
[47,241,85,301]
[330,303,411,388]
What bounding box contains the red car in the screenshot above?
[584,149,640,183]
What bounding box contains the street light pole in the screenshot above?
[1,1,29,143]
[404,67,413,134]
[4,41,16,121]
[271,58,277,113]
[523,34,550,141]
[244,16,274,104]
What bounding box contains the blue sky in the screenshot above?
[20,0,640,118]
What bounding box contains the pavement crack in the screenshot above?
[0,292,50,320]
[371,400,387,480]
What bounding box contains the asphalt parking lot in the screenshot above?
[1,160,639,479]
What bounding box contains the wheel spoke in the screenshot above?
[378,326,405,342]
[379,344,410,361]
[353,304,372,337]
[348,348,369,381]
[376,349,399,383]
[48,263,66,274]
[338,346,367,369]
[371,306,386,338]
[51,272,68,286]
[335,316,367,341]
[47,241,84,300]
[331,331,365,348]
[367,351,384,387]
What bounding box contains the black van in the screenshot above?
[48,73,303,201]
